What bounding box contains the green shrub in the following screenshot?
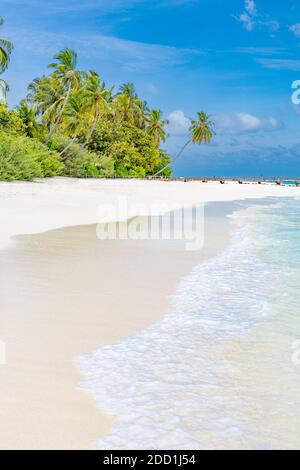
[16,101,45,139]
[0,132,63,181]
[64,148,114,178]
[108,141,145,178]
[88,118,116,155]
[0,104,25,135]
[89,119,167,177]
[48,132,73,154]
[152,150,172,178]
[49,133,114,178]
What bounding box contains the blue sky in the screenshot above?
[1,0,300,177]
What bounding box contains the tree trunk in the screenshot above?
[60,136,77,159]
[46,82,72,144]
[152,139,191,177]
[76,109,100,154]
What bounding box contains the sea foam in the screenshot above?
[77,205,279,449]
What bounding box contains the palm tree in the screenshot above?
[146,109,169,146]
[59,73,113,156]
[81,72,113,148]
[0,17,13,102]
[60,91,91,157]
[119,82,137,98]
[17,101,42,138]
[190,112,215,144]
[0,17,13,72]
[117,83,150,129]
[46,49,81,141]
[27,76,65,128]
[134,99,149,130]
[113,93,139,125]
[152,111,215,177]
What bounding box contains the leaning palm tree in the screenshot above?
[27,76,65,128]
[59,73,113,156]
[81,71,113,148]
[152,111,215,177]
[146,109,169,147]
[46,49,81,141]
[60,91,90,157]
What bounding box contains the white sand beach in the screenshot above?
[0,178,298,449]
[0,178,298,250]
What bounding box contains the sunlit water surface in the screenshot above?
[78,198,300,450]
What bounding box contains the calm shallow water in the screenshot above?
[78,197,300,450]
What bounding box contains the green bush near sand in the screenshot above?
[0,132,63,181]
[153,150,173,179]
[0,40,174,181]
[0,106,172,181]
[64,149,114,178]
[89,120,163,178]
[0,104,25,135]
[48,133,115,178]
[0,23,216,182]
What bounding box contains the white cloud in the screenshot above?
[167,110,191,135]
[6,27,203,71]
[257,58,300,71]
[89,35,203,69]
[0,0,195,13]
[245,0,257,15]
[264,20,280,33]
[167,110,280,139]
[238,0,257,31]
[236,1,279,34]
[236,47,287,55]
[239,12,255,31]
[145,83,158,94]
[289,23,300,37]
[237,112,261,130]
[216,112,280,134]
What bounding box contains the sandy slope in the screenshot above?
[0,177,298,250]
[0,178,298,449]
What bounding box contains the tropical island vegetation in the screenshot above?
[0,17,215,181]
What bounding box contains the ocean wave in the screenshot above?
[77,205,278,449]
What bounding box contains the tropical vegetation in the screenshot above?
[153,112,215,177]
[0,16,215,181]
[0,16,13,102]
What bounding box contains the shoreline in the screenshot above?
[0,178,298,251]
[0,199,237,450]
[0,179,298,449]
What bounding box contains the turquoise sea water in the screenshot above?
[78,197,300,450]
[282,181,299,186]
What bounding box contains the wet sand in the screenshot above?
[0,202,236,449]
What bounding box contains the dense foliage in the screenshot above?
[89,121,162,177]
[49,133,114,178]
[0,17,215,181]
[0,104,24,134]
[0,131,63,180]
[0,38,172,180]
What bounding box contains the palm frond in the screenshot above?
[0,77,9,100]
[0,17,13,72]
